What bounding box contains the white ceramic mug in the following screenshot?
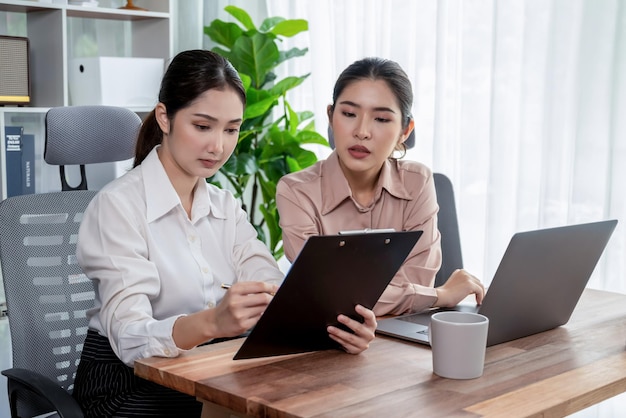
[429,311,489,379]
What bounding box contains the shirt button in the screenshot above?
[208,302,215,308]
[189,235,196,243]
[164,349,171,355]
[202,267,209,274]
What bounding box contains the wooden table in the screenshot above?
[135,289,626,417]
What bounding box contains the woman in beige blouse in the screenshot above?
[276,57,485,317]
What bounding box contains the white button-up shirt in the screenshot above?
[77,146,284,366]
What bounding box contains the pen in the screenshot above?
[220,282,277,296]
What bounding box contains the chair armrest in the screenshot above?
[1,368,84,418]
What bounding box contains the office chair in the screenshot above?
[0,105,140,418]
[433,173,464,287]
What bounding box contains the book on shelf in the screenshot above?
[3,126,36,198]
[21,133,36,195]
[4,126,23,198]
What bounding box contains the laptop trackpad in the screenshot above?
[380,314,430,338]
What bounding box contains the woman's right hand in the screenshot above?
[173,281,277,349]
[434,269,485,308]
[211,281,278,337]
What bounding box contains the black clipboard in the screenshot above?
[233,229,423,359]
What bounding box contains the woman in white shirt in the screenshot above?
[72,50,377,417]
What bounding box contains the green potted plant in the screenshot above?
[204,5,328,260]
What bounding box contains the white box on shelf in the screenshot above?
[69,57,164,107]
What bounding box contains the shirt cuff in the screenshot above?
[145,314,186,359]
[409,284,438,313]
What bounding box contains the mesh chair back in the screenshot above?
[433,173,464,287]
[44,105,140,165]
[0,191,97,416]
[45,105,141,191]
[0,105,140,417]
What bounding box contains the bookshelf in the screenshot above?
[0,0,172,199]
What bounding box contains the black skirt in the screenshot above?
[73,329,202,418]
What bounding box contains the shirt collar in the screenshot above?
[380,158,413,200]
[141,146,222,223]
[320,151,413,215]
[320,151,353,215]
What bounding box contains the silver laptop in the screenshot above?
[376,220,618,347]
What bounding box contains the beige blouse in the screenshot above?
[276,151,441,315]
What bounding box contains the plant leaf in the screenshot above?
[259,204,282,258]
[286,101,299,135]
[270,19,308,37]
[296,130,330,146]
[210,46,234,62]
[294,148,319,168]
[259,17,285,33]
[269,76,308,96]
[285,155,302,172]
[239,73,252,90]
[278,47,309,65]
[244,97,278,120]
[204,20,243,49]
[225,5,256,31]
[221,152,258,177]
[231,33,279,88]
[297,110,315,122]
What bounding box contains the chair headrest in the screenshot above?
[44,105,141,166]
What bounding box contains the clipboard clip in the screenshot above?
[338,228,396,235]
[338,228,396,246]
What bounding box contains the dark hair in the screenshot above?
[133,50,246,167]
[331,57,413,131]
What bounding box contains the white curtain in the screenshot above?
[197,0,626,294]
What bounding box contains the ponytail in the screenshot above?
[133,110,162,167]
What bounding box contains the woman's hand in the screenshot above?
[173,281,278,349]
[211,281,278,337]
[327,304,377,354]
[435,269,485,308]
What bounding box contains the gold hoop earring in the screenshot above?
[390,142,407,160]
